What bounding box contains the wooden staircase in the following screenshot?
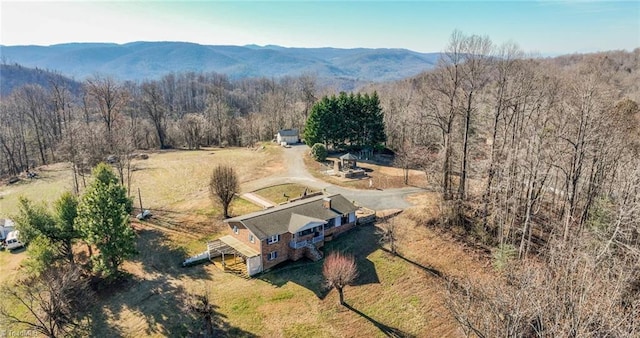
[305,243,323,261]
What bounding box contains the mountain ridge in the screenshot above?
[0,41,441,87]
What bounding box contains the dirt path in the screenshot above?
[241,192,276,208]
[240,144,426,210]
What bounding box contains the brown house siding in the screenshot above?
[325,221,356,238]
[290,248,306,261]
[262,232,292,270]
[225,210,357,273]
[227,221,261,253]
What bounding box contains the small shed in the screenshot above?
[276,129,299,144]
[340,153,358,170]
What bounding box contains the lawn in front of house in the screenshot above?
[252,183,317,205]
[82,208,485,337]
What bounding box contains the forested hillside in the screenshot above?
[371,39,640,335]
[0,63,82,97]
[1,34,638,335]
[0,42,441,89]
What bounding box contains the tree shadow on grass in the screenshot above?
[380,247,443,279]
[259,225,381,299]
[85,228,255,337]
[195,299,259,338]
[134,228,210,279]
[378,248,464,291]
[344,302,416,338]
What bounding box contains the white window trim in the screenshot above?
[267,234,279,244]
[268,251,278,261]
[233,226,238,234]
[249,234,254,243]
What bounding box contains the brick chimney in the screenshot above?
[322,197,331,209]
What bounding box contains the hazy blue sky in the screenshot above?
[1,1,638,54]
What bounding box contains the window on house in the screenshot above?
[326,218,335,229]
[233,226,238,234]
[341,214,349,225]
[267,235,279,244]
[267,251,278,261]
[249,234,254,243]
[298,228,314,237]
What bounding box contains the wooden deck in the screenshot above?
[211,255,249,278]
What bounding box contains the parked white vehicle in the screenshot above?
[5,230,24,251]
[136,209,152,220]
[0,219,15,242]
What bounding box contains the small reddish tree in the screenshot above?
[323,252,358,305]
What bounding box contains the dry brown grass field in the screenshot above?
[0,145,495,337]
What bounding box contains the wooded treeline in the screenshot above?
[370,32,640,336]
[374,34,639,248]
[0,72,322,187]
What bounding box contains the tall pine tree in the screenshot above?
[303,91,385,150]
[76,163,135,278]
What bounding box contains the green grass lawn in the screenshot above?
[72,222,460,337]
[0,145,480,337]
[0,163,75,218]
[1,212,472,337]
[252,183,316,204]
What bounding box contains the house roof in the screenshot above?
[288,213,327,233]
[226,194,357,239]
[340,153,358,160]
[218,235,260,258]
[278,129,299,137]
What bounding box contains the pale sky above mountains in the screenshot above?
[1,1,638,55]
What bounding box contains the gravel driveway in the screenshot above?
[241,144,425,210]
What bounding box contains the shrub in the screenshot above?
[310,143,328,162]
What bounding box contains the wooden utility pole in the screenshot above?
[138,187,143,211]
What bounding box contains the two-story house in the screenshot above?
[207,194,358,276]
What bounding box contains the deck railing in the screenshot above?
[290,240,308,249]
[290,234,324,249]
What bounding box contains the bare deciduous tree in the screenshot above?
[141,81,169,149]
[376,218,398,255]
[0,266,93,338]
[188,290,217,338]
[447,237,640,337]
[209,164,239,218]
[323,252,358,306]
[180,113,206,149]
[84,76,128,141]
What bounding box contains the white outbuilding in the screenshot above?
[276,129,299,145]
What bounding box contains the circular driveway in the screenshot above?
[241,144,425,210]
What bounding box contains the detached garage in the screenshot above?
[276,129,299,145]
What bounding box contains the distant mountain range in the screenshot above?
[0,42,441,88]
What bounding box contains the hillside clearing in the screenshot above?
[0,145,495,337]
[0,146,282,220]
